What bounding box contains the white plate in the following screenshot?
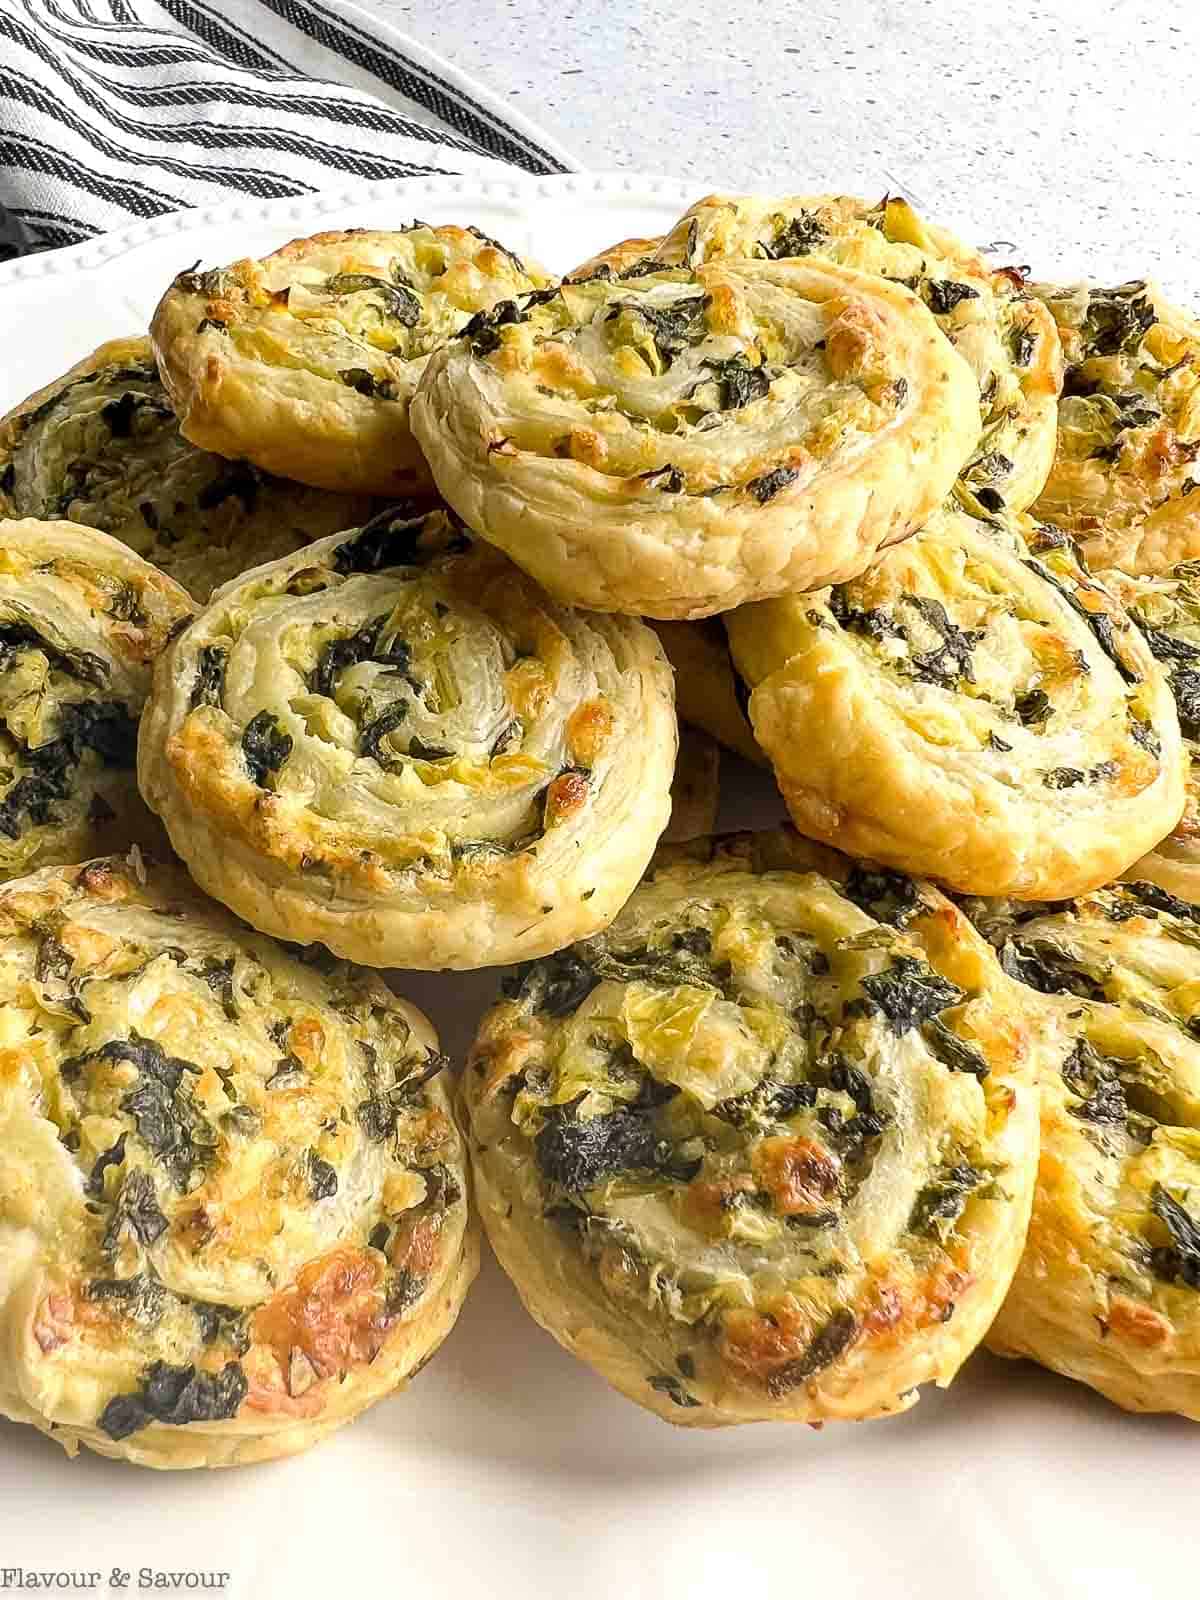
[0,174,1190,1600]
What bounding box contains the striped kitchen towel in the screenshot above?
[0,0,577,259]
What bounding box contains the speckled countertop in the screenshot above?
[381,0,1200,302]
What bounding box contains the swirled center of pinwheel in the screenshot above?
[200,562,594,846]
[475,269,903,495]
[10,901,446,1306]
[503,875,999,1318]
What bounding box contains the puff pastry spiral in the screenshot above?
[137,504,676,970]
[0,339,374,601]
[463,830,1039,1426]
[151,225,550,496]
[0,854,475,1467]
[411,257,980,617]
[726,510,1185,899]
[1031,279,1200,574]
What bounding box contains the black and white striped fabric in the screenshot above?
[0,0,577,260]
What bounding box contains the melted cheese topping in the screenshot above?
[464,828,1040,1426]
[972,883,1200,1418]
[410,258,980,617]
[0,518,192,883]
[0,340,374,602]
[0,854,473,1465]
[151,226,550,496]
[725,508,1185,899]
[1031,280,1200,574]
[137,505,675,971]
[649,192,1063,514]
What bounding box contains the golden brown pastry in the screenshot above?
[1031,280,1200,573]
[0,853,476,1467]
[0,338,374,601]
[661,727,720,842]
[410,257,980,617]
[150,225,551,496]
[137,504,675,970]
[0,517,193,883]
[969,882,1200,1419]
[651,620,764,767]
[726,510,1185,899]
[463,829,1040,1426]
[567,236,664,281]
[644,193,1063,514]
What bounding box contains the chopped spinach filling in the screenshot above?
[326,272,420,325]
[534,1100,701,1192]
[241,711,293,786]
[761,211,828,258]
[355,1049,449,1142]
[97,1360,248,1441]
[648,1373,701,1407]
[189,645,227,710]
[747,465,800,504]
[999,938,1107,999]
[909,1162,986,1237]
[102,1169,169,1253]
[338,368,399,400]
[1149,1184,1200,1290]
[503,950,601,1017]
[0,697,140,841]
[1081,283,1156,358]
[64,1031,213,1191]
[332,505,466,574]
[1058,1036,1133,1128]
[613,294,708,365]
[858,955,964,1034]
[311,615,416,699]
[925,280,980,315]
[700,354,771,410]
[764,1307,857,1397]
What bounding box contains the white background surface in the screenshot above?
[0,157,1196,1600]
[380,0,1200,303]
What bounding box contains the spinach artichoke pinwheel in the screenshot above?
[0,517,193,883]
[150,225,550,496]
[1031,280,1200,575]
[410,255,979,617]
[137,505,675,970]
[725,509,1185,899]
[642,192,1063,516]
[463,830,1041,1426]
[0,339,375,602]
[0,854,475,1467]
[970,883,1200,1420]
